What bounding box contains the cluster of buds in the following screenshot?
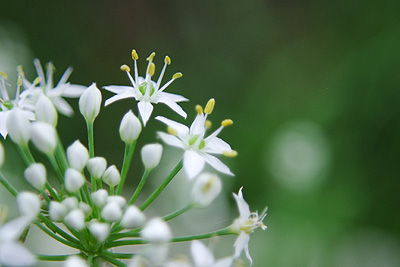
[0,50,267,266]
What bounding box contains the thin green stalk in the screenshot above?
[34,220,82,250]
[84,182,96,217]
[45,181,60,201]
[55,137,68,174]
[38,214,80,245]
[37,254,77,261]
[48,154,64,184]
[99,251,127,267]
[116,141,137,195]
[162,203,194,221]
[0,172,18,197]
[140,160,183,211]
[128,169,150,205]
[86,120,95,158]
[18,146,35,165]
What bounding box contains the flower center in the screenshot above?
[139,82,155,96]
[189,135,205,150]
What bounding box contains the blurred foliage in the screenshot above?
[2,0,400,266]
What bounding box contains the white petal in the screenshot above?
[62,84,86,97]
[0,242,36,266]
[204,137,232,154]
[103,85,133,94]
[233,187,251,219]
[191,240,215,266]
[160,92,189,102]
[157,94,187,118]
[184,150,205,179]
[51,97,74,116]
[157,132,185,149]
[104,90,136,106]
[155,116,189,137]
[234,232,251,264]
[138,101,154,126]
[214,257,234,267]
[189,114,206,136]
[202,153,234,176]
[0,216,30,242]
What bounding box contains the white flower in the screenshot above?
[20,59,86,117]
[120,205,146,229]
[49,201,68,222]
[67,140,89,171]
[191,240,233,267]
[141,217,172,243]
[5,107,32,147]
[91,189,108,208]
[156,99,236,179]
[35,94,58,126]
[104,50,188,126]
[0,73,35,139]
[65,168,85,193]
[30,121,57,155]
[101,202,122,222]
[64,209,85,231]
[64,255,88,267]
[24,163,47,191]
[191,173,222,207]
[141,143,163,170]
[102,165,121,187]
[230,187,267,265]
[88,221,110,243]
[87,157,107,179]
[17,191,40,220]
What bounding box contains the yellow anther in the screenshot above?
[223,150,238,157]
[147,62,155,76]
[17,76,22,86]
[132,49,139,60]
[0,72,8,79]
[146,52,156,62]
[173,72,183,79]
[33,77,41,86]
[165,56,171,65]
[195,105,203,115]
[120,64,131,72]
[204,120,212,129]
[221,119,233,127]
[204,98,215,114]
[16,65,24,75]
[167,126,177,136]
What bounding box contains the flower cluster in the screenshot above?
[0,50,267,266]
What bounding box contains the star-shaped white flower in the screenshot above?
[156,99,236,179]
[230,187,267,265]
[103,50,188,126]
[0,73,35,139]
[20,59,86,117]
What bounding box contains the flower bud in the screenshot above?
[64,209,85,231]
[91,189,108,208]
[65,168,85,193]
[67,140,89,171]
[191,173,222,208]
[107,196,126,208]
[62,197,79,211]
[49,201,68,221]
[79,202,92,217]
[0,142,4,169]
[35,94,58,126]
[17,191,40,220]
[79,83,102,123]
[86,157,107,179]
[24,163,47,191]
[30,122,57,155]
[141,143,163,170]
[88,221,110,243]
[65,256,88,267]
[6,108,31,147]
[102,165,121,187]
[141,217,172,243]
[119,110,141,144]
[121,205,146,229]
[101,202,122,222]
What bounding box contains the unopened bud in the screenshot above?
[64,209,85,231]
[101,202,122,222]
[91,189,108,208]
[65,168,85,193]
[67,140,89,171]
[141,217,172,243]
[49,201,68,221]
[141,143,163,170]
[89,221,110,243]
[17,191,40,220]
[191,173,222,207]
[24,163,47,191]
[79,83,102,123]
[119,110,141,144]
[87,157,107,179]
[6,108,31,147]
[121,205,146,229]
[30,122,57,155]
[35,94,58,127]
[102,165,121,187]
[62,197,79,211]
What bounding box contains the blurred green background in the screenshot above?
[1,0,400,266]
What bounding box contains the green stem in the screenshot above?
[128,169,150,206]
[18,146,35,165]
[55,136,68,174]
[99,251,127,267]
[140,160,183,211]
[45,181,60,201]
[116,141,137,195]
[38,214,80,245]
[86,120,95,158]
[34,220,82,250]
[37,254,77,261]
[48,154,64,184]
[162,203,194,221]
[0,172,18,197]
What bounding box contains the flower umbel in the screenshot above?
[156,98,236,179]
[104,50,188,126]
